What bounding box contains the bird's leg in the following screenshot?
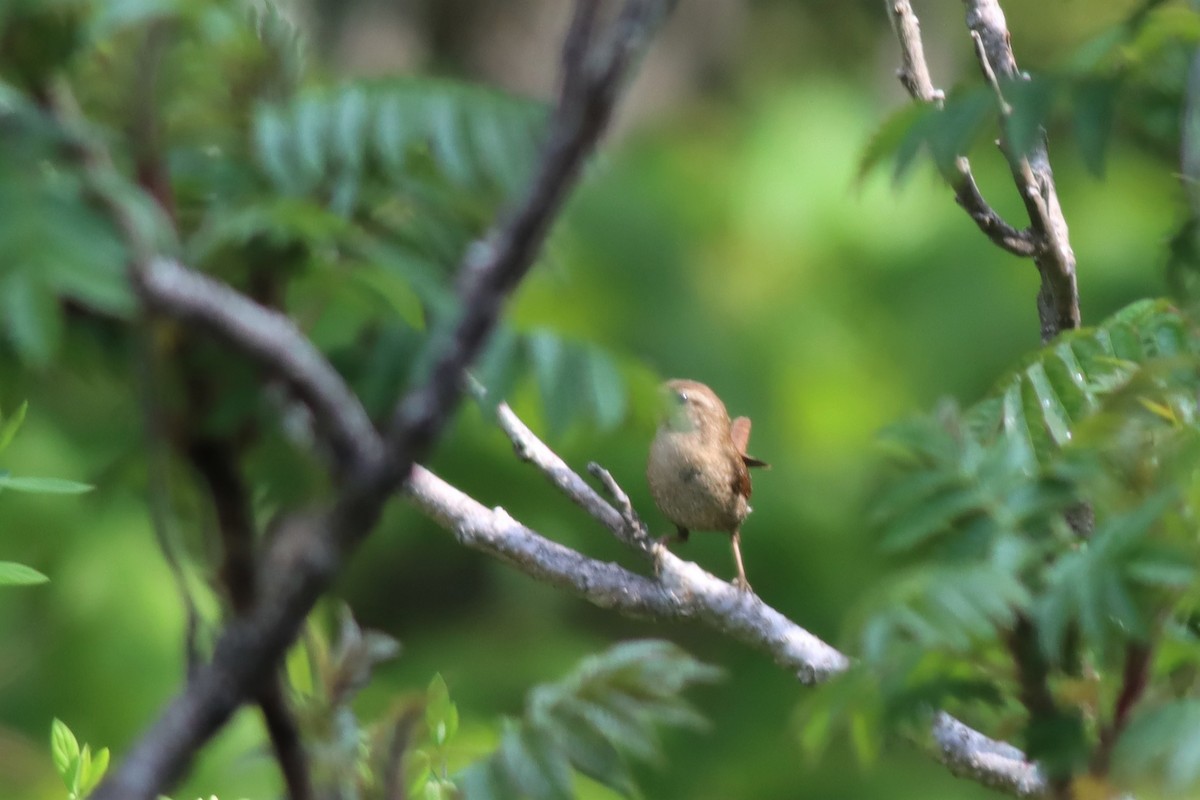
[657,526,689,547]
[730,529,752,592]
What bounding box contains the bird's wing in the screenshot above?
[730,416,752,452]
[731,416,769,469]
[732,457,753,500]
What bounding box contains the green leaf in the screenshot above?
[925,89,992,174]
[857,102,933,182]
[581,347,627,431]
[528,331,576,437]
[0,400,28,455]
[1003,75,1058,157]
[498,724,573,800]
[460,640,718,798]
[50,719,80,781]
[1073,78,1117,177]
[1116,699,1200,790]
[0,475,93,494]
[80,747,109,795]
[0,561,48,586]
[1036,491,1182,660]
[426,673,457,747]
[0,271,63,366]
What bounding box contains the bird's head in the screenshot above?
[659,379,729,435]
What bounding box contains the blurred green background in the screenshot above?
[0,0,1184,798]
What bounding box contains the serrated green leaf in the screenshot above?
[528,331,576,436]
[462,640,716,798]
[0,561,48,586]
[455,761,505,800]
[926,89,992,173]
[553,713,637,798]
[498,725,573,800]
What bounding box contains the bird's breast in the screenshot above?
[647,431,748,533]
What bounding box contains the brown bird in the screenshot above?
[647,379,768,591]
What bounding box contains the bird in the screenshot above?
[646,379,768,591]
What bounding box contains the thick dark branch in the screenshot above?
[886,0,1036,257]
[90,4,673,798]
[381,0,673,484]
[257,678,313,800]
[186,437,258,612]
[1007,614,1071,798]
[139,259,385,477]
[1093,642,1152,775]
[185,437,313,800]
[962,0,1080,340]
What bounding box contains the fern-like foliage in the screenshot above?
[804,299,1200,789]
[0,0,634,437]
[456,640,721,799]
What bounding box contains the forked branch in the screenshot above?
[886,0,1080,340]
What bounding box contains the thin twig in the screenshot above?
[962,0,1080,340]
[586,461,648,542]
[886,0,1036,257]
[970,30,1013,116]
[135,336,203,676]
[185,435,314,800]
[491,401,652,553]
[1006,615,1071,799]
[1093,642,1152,775]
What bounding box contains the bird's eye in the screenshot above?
[675,391,689,404]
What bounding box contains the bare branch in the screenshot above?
[78,2,1064,797]
[258,679,313,800]
[886,0,1036,258]
[90,4,675,798]
[932,713,1048,797]
[138,257,385,477]
[962,0,1080,340]
[406,463,849,683]
[586,461,647,542]
[407,450,1049,795]
[492,400,654,553]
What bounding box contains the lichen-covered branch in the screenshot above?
[932,713,1048,796]
[472,395,1050,796]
